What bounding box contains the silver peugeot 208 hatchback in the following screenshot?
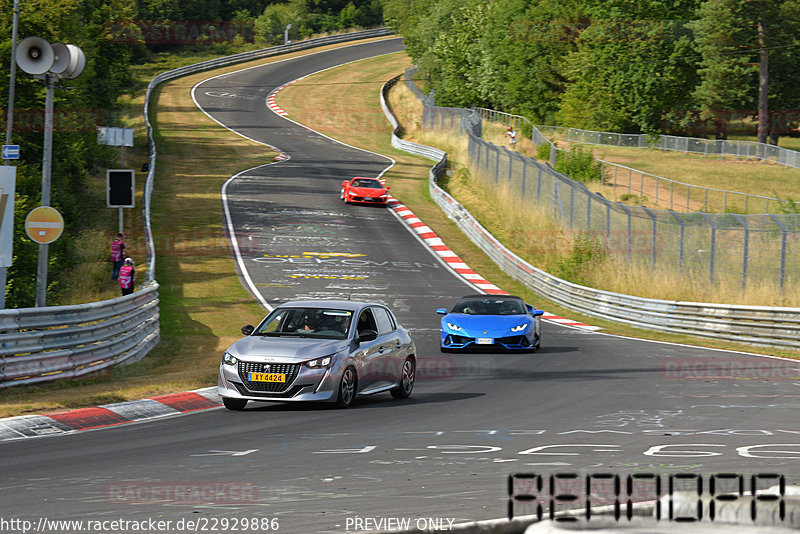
[218,299,416,410]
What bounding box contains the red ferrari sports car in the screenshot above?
[340,177,390,205]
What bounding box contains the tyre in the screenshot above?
[336,366,357,408]
[533,333,541,352]
[222,397,247,411]
[390,357,415,400]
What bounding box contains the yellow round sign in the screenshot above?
[25,206,64,244]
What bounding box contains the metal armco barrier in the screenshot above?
[0,282,160,387]
[384,71,800,351]
[0,30,391,388]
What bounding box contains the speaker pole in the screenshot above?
[4,0,19,154]
[1,0,19,310]
[35,73,55,308]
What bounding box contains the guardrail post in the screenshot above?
[733,214,749,290]
[769,214,788,292]
[521,155,527,198]
[642,207,658,268]
[698,212,717,282]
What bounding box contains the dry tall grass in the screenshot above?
[391,82,800,307]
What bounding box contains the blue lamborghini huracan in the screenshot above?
[436,295,544,353]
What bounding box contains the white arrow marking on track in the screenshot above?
[191,449,259,457]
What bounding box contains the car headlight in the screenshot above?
[223,352,238,365]
[511,324,528,332]
[306,355,334,369]
[446,322,462,332]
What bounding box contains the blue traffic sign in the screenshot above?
[2,145,20,160]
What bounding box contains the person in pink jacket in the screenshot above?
[110,233,126,280]
[119,258,135,296]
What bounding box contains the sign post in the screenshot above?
[0,167,16,309]
[26,205,64,307]
[1,145,20,160]
[106,169,135,234]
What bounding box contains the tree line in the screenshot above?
[383,0,800,142]
[0,0,382,308]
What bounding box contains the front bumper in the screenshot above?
[441,333,534,351]
[345,194,389,204]
[217,360,338,403]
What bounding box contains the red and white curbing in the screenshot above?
[387,198,504,295]
[267,75,306,117]
[386,197,601,331]
[0,388,222,442]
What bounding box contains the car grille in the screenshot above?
[238,361,300,393]
[497,335,530,347]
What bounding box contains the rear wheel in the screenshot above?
[222,397,247,411]
[336,367,357,408]
[390,357,416,399]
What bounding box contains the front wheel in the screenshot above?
[222,397,247,411]
[531,334,541,353]
[390,357,415,399]
[336,366,357,408]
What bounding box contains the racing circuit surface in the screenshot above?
[2,38,800,533]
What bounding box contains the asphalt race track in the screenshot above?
[2,38,800,533]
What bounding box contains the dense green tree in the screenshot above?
[477,0,584,123]
[691,0,800,142]
[557,15,698,133]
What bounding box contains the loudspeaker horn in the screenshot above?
[60,44,86,79]
[49,43,85,79]
[15,36,54,75]
[50,43,70,74]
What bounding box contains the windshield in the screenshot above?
[351,179,382,189]
[255,307,353,339]
[452,298,525,315]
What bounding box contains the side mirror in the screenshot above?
[241,325,255,336]
[531,310,544,317]
[436,308,447,315]
[358,329,378,342]
[386,185,391,190]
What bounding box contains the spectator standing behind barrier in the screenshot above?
[505,126,517,150]
[119,258,135,296]
[110,233,126,280]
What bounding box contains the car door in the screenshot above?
[369,306,403,390]
[353,307,382,392]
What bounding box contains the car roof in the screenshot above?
[456,294,523,301]
[277,299,381,311]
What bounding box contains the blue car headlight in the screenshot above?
[510,324,528,332]
[446,322,462,332]
[223,351,238,365]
